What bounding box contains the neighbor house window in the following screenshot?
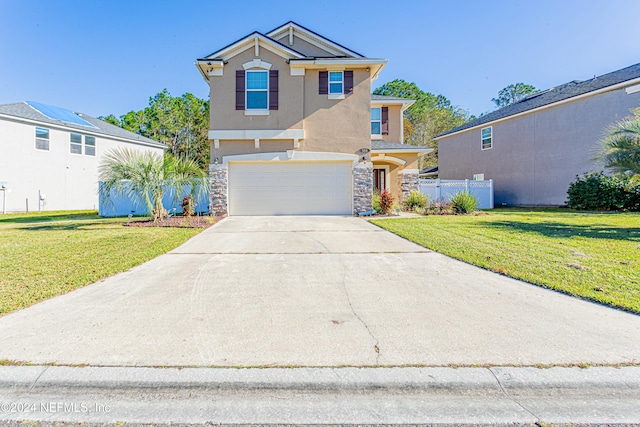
[246,70,268,110]
[473,173,485,181]
[85,135,96,156]
[70,132,82,154]
[329,71,343,94]
[371,108,381,136]
[35,127,49,151]
[481,126,492,150]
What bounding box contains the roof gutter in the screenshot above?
[437,76,640,140]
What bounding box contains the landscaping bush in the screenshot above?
[372,192,382,214]
[450,191,478,214]
[404,190,428,211]
[379,189,394,214]
[567,172,640,211]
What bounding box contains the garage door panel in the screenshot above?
[228,162,353,215]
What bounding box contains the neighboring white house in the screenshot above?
[0,101,165,213]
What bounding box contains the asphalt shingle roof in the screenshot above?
[371,140,431,151]
[371,94,413,102]
[0,102,165,148]
[438,62,640,138]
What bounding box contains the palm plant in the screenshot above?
[596,115,640,177]
[99,148,207,221]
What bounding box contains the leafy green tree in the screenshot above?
[99,90,210,168]
[596,112,640,177]
[374,79,473,167]
[492,83,539,109]
[98,148,208,222]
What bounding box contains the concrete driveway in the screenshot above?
[0,216,639,367]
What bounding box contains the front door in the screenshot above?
[373,168,386,193]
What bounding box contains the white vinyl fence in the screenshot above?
[418,179,494,209]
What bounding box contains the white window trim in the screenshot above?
[85,135,96,156]
[245,69,269,112]
[481,126,493,150]
[35,127,50,151]
[370,106,382,139]
[70,132,83,155]
[328,71,344,99]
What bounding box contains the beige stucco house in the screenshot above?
[195,22,430,215]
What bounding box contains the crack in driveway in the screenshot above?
[340,278,381,365]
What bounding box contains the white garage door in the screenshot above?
[228,161,353,215]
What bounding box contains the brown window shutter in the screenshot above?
[269,70,278,110]
[381,107,389,135]
[344,70,354,94]
[319,71,328,94]
[235,70,245,110]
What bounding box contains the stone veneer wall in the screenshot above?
[353,162,373,214]
[209,165,228,216]
[401,170,419,200]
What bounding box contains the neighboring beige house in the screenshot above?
[0,101,165,212]
[195,21,430,215]
[436,62,640,206]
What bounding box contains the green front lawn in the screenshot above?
[0,211,203,315]
[372,208,640,313]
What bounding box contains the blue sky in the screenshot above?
[1,0,639,118]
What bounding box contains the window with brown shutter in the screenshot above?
[235,70,245,110]
[344,70,353,94]
[381,107,389,135]
[269,70,278,110]
[319,71,328,95]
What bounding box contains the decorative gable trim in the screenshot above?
[202,32,306,62]
[243,59,272,70]
[266,21,364,58]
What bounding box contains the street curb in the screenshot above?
[1,365,639,393]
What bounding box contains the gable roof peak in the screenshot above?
[265,21,364,58]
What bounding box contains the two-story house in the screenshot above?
[195,22,431,216]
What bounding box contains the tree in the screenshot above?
[596,112,640,178]
[98,148,208,222]
[99,90,210,169]
[492,83,539,109]
[374,79,473,167]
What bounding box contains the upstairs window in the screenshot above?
[246,70,268,110]
[85,135,96,156]
[70,132,82,154]
[35,127,50,151]
[481,126,492,150]
[329,71,343,94]
[319,70,353,98]
[371,108,381,136]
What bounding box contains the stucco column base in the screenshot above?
[209,164,228,216]
[353,162,373,214]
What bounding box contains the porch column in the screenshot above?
[400,169,419,200]
[209,164,228,216]
[353,162,373,214]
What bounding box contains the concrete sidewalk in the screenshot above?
[1,365,639,424]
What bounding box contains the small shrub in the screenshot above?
[450,191,478,214]
[567,172,640,211]
[404,190,428,211]
[379,189,394,214]
[372,192,382,214]
[182,195,195,217]
[391,202,401,214]
[428,198,455,215]
[414,206,427,215]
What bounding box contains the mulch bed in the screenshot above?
[124,215,219,229]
